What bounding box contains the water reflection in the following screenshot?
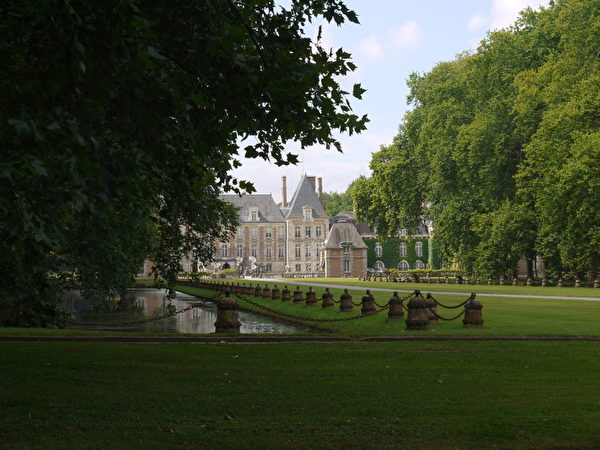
[64,289,299,334]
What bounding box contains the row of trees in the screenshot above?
[352,0,599,279]
[1,0,367,324]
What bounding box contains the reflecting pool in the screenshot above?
[63,288,300,334]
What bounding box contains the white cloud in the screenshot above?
[490,0,549,29]
[467,14,487,32]
[392,20,422,49]
[230,154,369,199]
[356,20,422,61]
[358,35,384,59]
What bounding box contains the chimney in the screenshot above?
[317,177,323,203]
[307,176,316,191]
[281,176,287,207]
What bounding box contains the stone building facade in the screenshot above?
[323,221,368,277]
[211,175,329,276]
[330,212,439,272]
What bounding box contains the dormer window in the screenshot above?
[342,244,352,254]
[249,207,259,222]
[303,206,313,221]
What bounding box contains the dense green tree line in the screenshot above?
[352,0,599,279]
[1,0,366,325]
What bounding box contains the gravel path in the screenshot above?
[252,278,600,302]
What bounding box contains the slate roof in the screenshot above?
[220,194,285,223]
[331,211,373,236]
[284,175,328,219]
[323,222,368,249]
[400,222,429,237]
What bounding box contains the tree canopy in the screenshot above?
[322,180,356,216]
[1,0,367,324]
[352,0,599,278]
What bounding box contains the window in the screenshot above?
[295,244,301,258]
[399,242,407,257]
[375,242,382,257]
[236,244,243,258]
[266,245,272,259]
[236,227,243,239]
[342,245,351,254]
[278,244,285,258]
[220,243,229,257]
[265,227,272,238]
[306,263,312,272]
[251,227,257,239]
[251,244,257,258]
[303,207,312,221]
[415,260,425,269]
[316,247,320,258]
[415,241,423,257]
[265,263,272,272]
[295,264,301,272]
[374,260,385,271]
[306,244,312,258]
[250,208,259,221]
[316,226,322,238]
[398,260,410,271]
[399,228,407,236]
[343,260,351,273]
[294,226,301,238]
[305,226,311,238]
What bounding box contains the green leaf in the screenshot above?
[352,83,366,99]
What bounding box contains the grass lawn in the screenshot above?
[2,340,600,449]
[281,277,600,298]
[176,282,600,337]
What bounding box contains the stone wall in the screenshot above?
[324,247,367,277]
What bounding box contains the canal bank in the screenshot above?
[63,288,303,335]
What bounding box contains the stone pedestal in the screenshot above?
[321,288,334,308]
[214,293,241,333]
[293,287,304,303]
[271,286,281,300]
[424,293,438,323]
[339,289,353,312]
[305,287,317,307]
[262,285,271,298]
[387,292,404,321]
[360,290,376,314]
[405,291,429,331]
[463,294,483,327]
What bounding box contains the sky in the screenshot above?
[231,0,549,202]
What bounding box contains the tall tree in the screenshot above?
[1,0,367,324]
[515,0,600,278]
[353,0,598,278]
